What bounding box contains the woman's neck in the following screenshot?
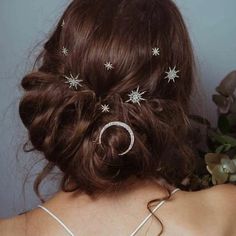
[48,177,177,209]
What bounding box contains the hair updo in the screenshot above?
[19,0,197,200]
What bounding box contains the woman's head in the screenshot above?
[19,0,197,197]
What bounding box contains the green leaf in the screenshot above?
[208,130,226,144]
[227,114,236,126]
[216,144,232,153]
[221,135,236,146]
[215,145,226,153]
[208,130,236,146]
[218,115,230,133]
[223,144,232,152]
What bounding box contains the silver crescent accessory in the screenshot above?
[98,121,135,156]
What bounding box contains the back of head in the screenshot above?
[19,0,197,197]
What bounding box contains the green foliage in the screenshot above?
[189,71,236,189]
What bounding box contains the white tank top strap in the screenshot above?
[37,187,180,236]
[129,187,180,236]
[37,205,75,236]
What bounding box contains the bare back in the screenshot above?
[1,183,236,236]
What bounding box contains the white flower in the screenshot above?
[101,104,110,113]
[104,62,114,70]
[62,46,69,56]
[164,66,180,83]
[152,47,160,56]
[63,73,83,89]
[126,86,146,106]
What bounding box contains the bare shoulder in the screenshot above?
[168,184,236,236]
[198,184,236,235]
[0,208,44,236]
[205,183,236,210]
[185,183,236,208]
[208,182,236,195]
[0,206,67,236]
[0,214,26,236]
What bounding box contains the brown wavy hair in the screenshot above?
[19,0,197,234]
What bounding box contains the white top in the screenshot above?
[38,187,180,236]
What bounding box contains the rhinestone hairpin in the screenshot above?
[164,66,180,83]
[104,62,114,70]
[125,86,146,106]
[63,73,83,89]
[101,104,110,113]
[62,46,69,56]
[152,47,160,56]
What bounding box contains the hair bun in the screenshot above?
[19,0,197,197]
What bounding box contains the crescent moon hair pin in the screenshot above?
[98,121,135,156]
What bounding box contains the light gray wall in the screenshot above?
[0,0,236,217]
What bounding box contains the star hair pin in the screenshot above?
[101,104,110,113]
[125,86,146,106]
[62,46,69,56]
[104,62,114,70]
[164,66,180,83]
[63,72,83,90]
[152,47,160,56]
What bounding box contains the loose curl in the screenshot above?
[19,0,197,235]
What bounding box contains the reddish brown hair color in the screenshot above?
[19,0,197,234]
